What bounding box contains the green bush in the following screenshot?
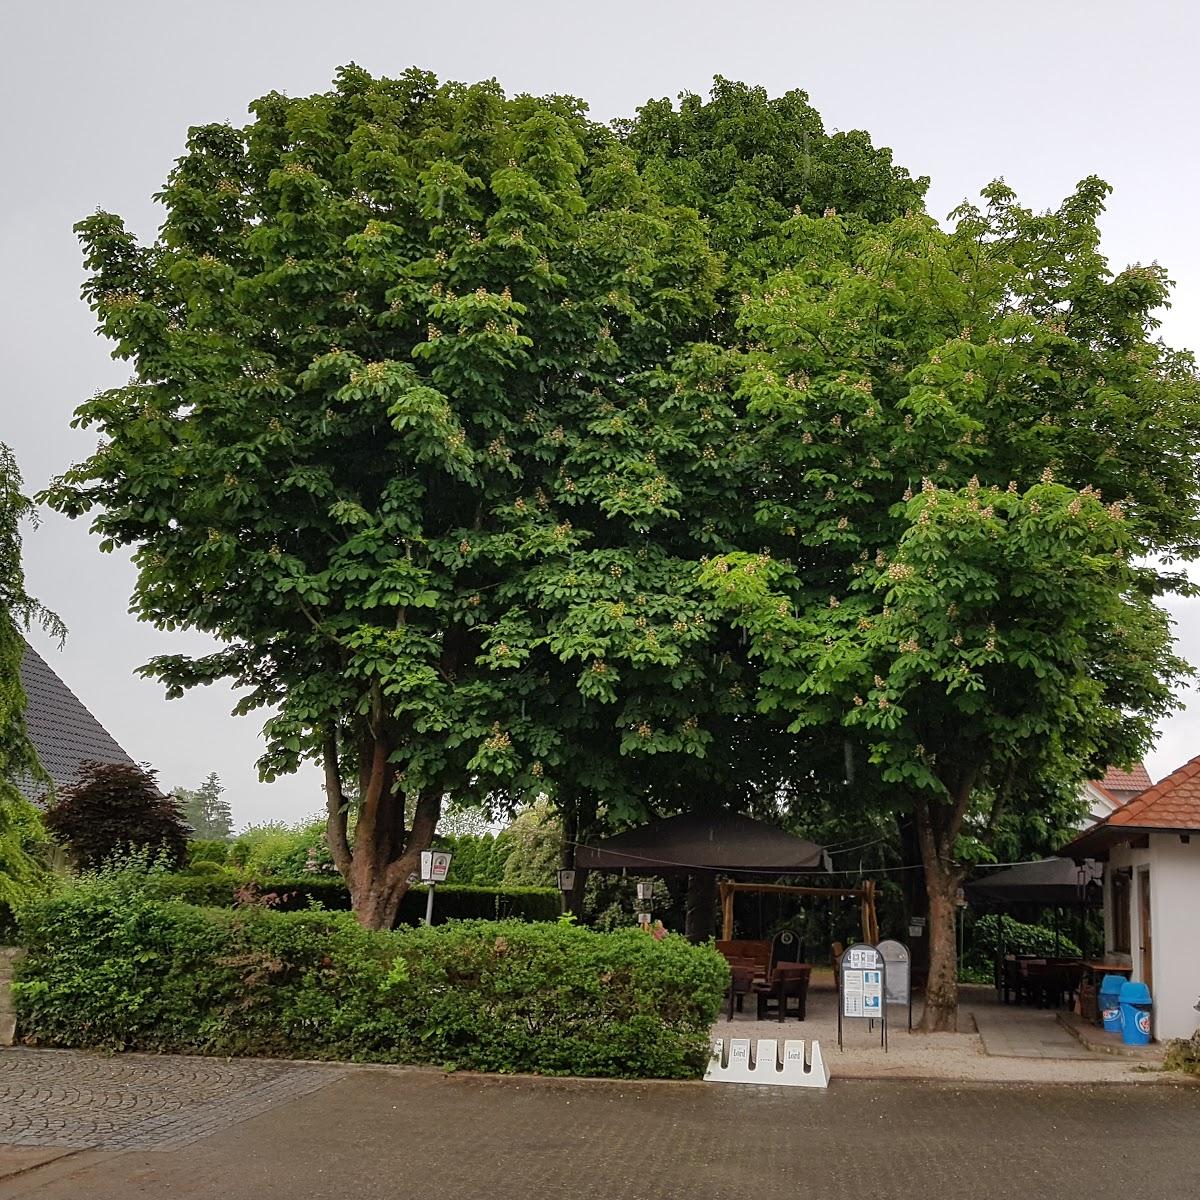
[13,869,726,1078]
[186,840,229,866]
[0,780,49,940]
[227,820,330,876]
[967,914,1081,968]
[179,859,228,876]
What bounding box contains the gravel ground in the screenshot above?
[713,978,1179,1084]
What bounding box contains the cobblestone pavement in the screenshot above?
[1,1057,1198,1199]
[0,1049,343,1151]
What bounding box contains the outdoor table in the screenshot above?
[1079,961,1133,982]
[1078,962,1132,1019]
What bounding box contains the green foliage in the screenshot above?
[967,914,1081,968]
[686,184,1200,1016]
[178,859,227,876]
[437,801,496,838]
[0,780,49,938]
[498,799,561,887]
[1,441,63,925]
[227,819,330,875]
[14,869,724,1077]
[438,831,510,885]
[619,76,927,285]
[43,761,189,870]
[695,192,1197,811]
[43,67,930,924]
[42,65,733,909]
[174,773,233,840]
[186,839,229,865]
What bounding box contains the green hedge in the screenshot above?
[148,871,561,925]
[13,872,726,1079]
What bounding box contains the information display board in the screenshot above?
[838,943,887,1051]
[876,939,913,1031]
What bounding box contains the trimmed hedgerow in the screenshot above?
[146,870,560,924]
[12,870,726,1079]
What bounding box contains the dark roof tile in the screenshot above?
[14,640,136,800]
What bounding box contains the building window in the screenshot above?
[1111,869,1132,953]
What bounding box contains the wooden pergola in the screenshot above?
[719,879,879,944]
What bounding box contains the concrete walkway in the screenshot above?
[970,1002,1096,1059]
[1,1058,1198,1199]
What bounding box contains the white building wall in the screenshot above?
[1103,842,1139,965]
[1146,834,1200,1042]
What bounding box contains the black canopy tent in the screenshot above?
[964,857,1103,964]
[574,811,826,874]
[964,858,1102,909]
[574,812,880,942]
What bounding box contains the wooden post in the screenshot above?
[865,880,879,944]
[720,880,734,940]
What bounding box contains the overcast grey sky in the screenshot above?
[2,1,1197,829]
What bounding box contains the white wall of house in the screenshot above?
[1104,836,1200,1041]
[1081,782,1119,827]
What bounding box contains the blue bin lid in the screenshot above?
[1119,980,1152,1004]
[1098,974,1126,995]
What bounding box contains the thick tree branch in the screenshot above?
[321,727,352,877]
[385,786,443,889]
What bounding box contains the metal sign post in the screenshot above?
[876,939,913,1032]
[636,880,654,930]
[420,850,452,925]
[838,942,887,1052]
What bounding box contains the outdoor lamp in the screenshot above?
[636,880,654,902]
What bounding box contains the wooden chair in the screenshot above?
[755,963,812,1022]
[716,939,772,981]
[769,928,804,973]
[726,964,756,1019]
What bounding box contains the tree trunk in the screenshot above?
[912,774,976,1033]
[921,859,964,1031]
[558,791,594,916]
[685,872,717,942]
[322,726,442,931]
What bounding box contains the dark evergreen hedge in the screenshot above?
[148,870,562,924]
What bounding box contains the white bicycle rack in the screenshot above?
[704,1037,830,1089]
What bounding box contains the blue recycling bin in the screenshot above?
[1099,975,1125,1033]
[1119,980,1153,1045]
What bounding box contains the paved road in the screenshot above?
[1,1051,1198,1199]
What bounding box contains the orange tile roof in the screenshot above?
[1100,762,1153,796]
[1105,754,1200,831]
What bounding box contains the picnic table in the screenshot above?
[716,938,811,1022]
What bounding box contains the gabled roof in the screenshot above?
[14,640,136,801]
[1063,754,1200,859]
[1103,755,1200,830]
[1098,762,1153,803]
